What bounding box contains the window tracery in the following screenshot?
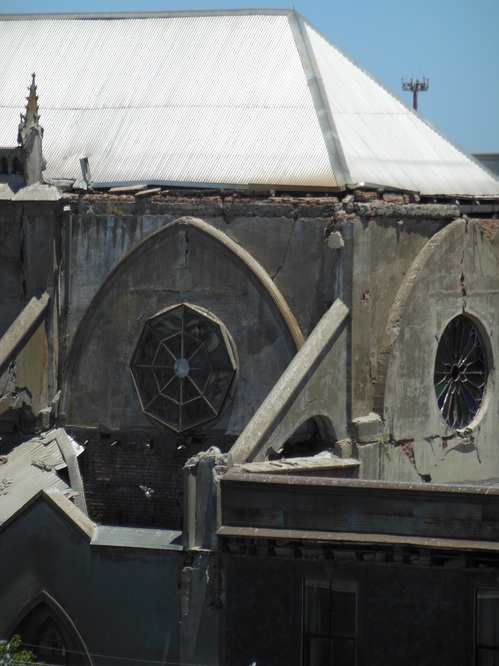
[130,304,237,432]
[434,315,488,429]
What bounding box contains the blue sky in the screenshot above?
[1,0,497,153]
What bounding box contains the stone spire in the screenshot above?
[17,73,45,185]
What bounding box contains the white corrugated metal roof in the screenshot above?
[1,10,498,195]
[303,21,499,196]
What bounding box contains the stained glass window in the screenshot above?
[131,304,236,432]
[434,315,488,429]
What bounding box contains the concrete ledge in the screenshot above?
[217,525,499,552]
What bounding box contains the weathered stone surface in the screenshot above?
[352,412,383,443]
[356,441,381,479]
[379,445,421,483]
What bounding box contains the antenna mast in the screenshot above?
[401,76,429,111]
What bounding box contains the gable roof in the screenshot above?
[1,10,498,195]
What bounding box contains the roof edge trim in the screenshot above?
[0,488,96,540]
[0,9,296,20]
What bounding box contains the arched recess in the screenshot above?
[61,217,304,432]
[8,591,92,665]
[269,414,338,459]
[373,219,461,416]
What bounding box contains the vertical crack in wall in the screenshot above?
[271,219,295,281]
[460,219,469,303]
[183,228,196,286]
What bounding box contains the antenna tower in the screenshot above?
[401,76,429,111]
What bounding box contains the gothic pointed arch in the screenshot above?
[8,591,92,665]
[373,221,460,416]
[61,217,304,433]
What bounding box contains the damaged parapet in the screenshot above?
[17,73,46,185]
[183,447,230,551]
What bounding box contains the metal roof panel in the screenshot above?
[0,13,337,189]
[1,11,497,195]
[0,435,73,524]
[304,21,499,195]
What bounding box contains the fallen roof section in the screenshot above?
[0,429,85,525]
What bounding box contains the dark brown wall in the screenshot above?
[223,552,469,666]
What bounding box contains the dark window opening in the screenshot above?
[268,417,337,461]
[476,589,499,665]
[303,579,357,666]
[13,601,90,665]
[12,157,23,175]
[33,618,68,665]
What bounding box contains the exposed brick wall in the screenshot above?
[71,427,236,529]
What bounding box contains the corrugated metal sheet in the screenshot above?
[0,433,81,524]
[304,20,499,195]
[0,13,335,189]
[0,11,498,195]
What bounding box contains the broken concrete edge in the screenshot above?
[12,183,61,201]
[232,454,360,475]
[0,291,50,371]
[351,412,384,443]
[229,298,349,465]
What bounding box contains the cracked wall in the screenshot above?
[371,219,499,483]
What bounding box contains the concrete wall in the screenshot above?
[379,219,499,483]
[1,188,499,526]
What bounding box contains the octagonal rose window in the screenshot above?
[131,304,237,432]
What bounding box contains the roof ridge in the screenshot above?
[290,12,350,186]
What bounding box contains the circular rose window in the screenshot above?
[130,304,237,432]
[434,315,488,429]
